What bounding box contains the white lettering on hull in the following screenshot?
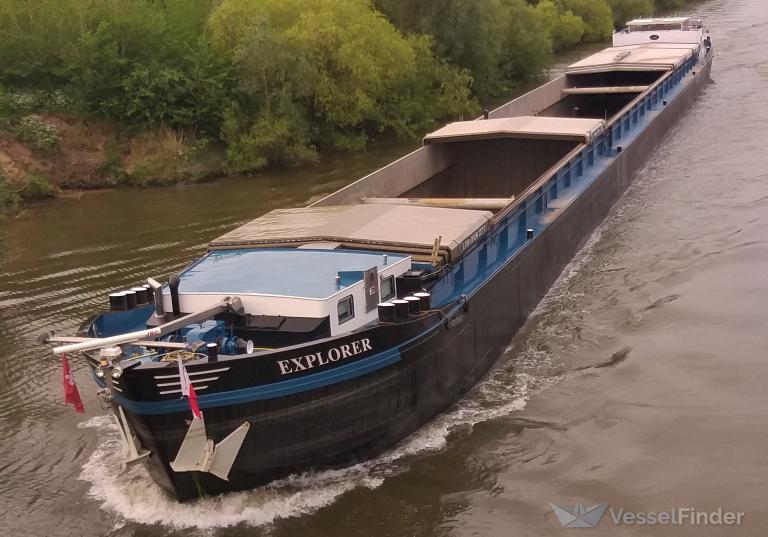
[277,338,373,375]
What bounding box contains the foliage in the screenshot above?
[535,1,587,52]
[223,106,319,172]
[374,0,553,100]
[655,0,687,9]
[563,0,614,41]
[15,115,61,150]
[501,0,554,81]
[0,169,56,208]
[0,169,20,211]
[98,139,126,181]
[374,0,507,100]
[0,88,39,121]
[20,170,56,199]
[0,0,230,135]
[607,0,656,27]
[0,87,79,128]
[0,0,81,85]
[381,35,478,139]
[209,0,477,169]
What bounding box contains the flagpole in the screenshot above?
[177,357,202,420]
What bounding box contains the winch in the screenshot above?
[181,320,254,355]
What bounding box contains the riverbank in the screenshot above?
[0,111,228,211]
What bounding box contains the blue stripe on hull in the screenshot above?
[116,346,402,415]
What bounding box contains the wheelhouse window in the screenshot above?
[337,295,355,324]
[380,276,395,301]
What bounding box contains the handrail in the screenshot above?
[493,142,587,224]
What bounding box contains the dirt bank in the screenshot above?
[0,113,224,212]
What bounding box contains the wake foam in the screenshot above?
[78,363,549,530]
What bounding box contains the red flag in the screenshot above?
[62,354,84,413]
[177,359,202,420]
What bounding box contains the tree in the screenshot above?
[499,0,553,83]
[564,0,614,41]
[0,0,90,86]
[535,0,587,51]
[62,0,229,132]
[374,0,509,100]
[209,0,477,169]
[375,0,554,99]
[655,0,687,9]
[378,35,478,139]
[607,0,655,27]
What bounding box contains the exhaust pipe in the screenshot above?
[168,275,181,317]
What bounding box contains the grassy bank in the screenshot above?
[0,0,699,213]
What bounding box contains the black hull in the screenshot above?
[112,56,713,501]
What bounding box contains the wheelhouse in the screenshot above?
[613,17,705,47]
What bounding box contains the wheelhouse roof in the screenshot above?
[566,43,699,74]
[626,17,693,26]
[172,249,409,299]
[209,204,494,262]
[423,116,605,145]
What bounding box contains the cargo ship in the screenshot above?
[46,18,713,501]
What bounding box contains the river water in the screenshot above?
[1,0,766,535]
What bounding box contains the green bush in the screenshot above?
[564,0,614,41]
[499,0,554,82]
[0,87,79,126]
[535,0,587,52]
[655,0,687,9]
[607,0,656,27]
[0,88,40,123]
[0,0,479,171]
[20,171,56,199]
[14,115,61,150]
[0,170,20,211]
[374,0,553,101]
[223,107,319,172]
[97,139,126,181]
[210,0,477,170]
[375,0,507,100]
[48,90,79,114]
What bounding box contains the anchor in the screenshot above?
[115,404,151,469]
[170,414,250,481]
[96,379,151,471]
